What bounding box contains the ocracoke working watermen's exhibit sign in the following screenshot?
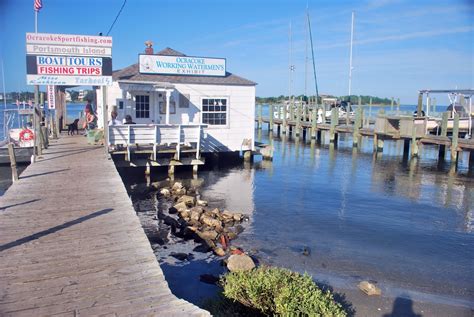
[25,33,113,86]
[139,54,226,77]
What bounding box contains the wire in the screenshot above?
[106,0,127,36]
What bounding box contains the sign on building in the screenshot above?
[139,54,226,77]
[47,85,55,109]
[26,33,113,86]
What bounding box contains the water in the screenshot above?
[121,126,473,311]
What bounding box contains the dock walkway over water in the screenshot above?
[0,136,209,316]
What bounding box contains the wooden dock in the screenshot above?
[256,104,474,170]
[0,136,210,316]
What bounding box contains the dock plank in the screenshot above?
[0,135,210,316]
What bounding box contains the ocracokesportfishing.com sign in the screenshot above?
[139,54,226,77]
[25,32,113,86]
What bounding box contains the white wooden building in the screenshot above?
[96,47,256,158]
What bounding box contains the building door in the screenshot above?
[134,94,151,123]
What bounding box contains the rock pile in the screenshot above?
[158,182,249,257]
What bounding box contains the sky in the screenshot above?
[0,0,473,104]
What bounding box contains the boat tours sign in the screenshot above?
[139,54,226,77]
[26,33,113,86]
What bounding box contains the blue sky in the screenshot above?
[0,0,472,103]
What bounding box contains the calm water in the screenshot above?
[122,125,473,309]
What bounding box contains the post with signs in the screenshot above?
[26,32,113,149]
[47,85,57,138]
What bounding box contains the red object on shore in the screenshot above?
[230,249,244,255]
[220,234,228,250]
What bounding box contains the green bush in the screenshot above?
[221,266,346,316]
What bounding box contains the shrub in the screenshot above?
[221,266,346,316]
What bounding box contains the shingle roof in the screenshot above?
[113,48,257,86]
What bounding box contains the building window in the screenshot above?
[118,100,124,110]
[202,98,227,126]
[135,95,150,118]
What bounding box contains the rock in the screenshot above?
[358,281,381,296]
[302,246,311,256]
[174,188,186,196]
[227,231,238,240]
[193,243,212,253]
[230,248,244,255]
[221,210,234,219]
[233,213,243,222]
[209,208,220,216]
[196,230,218,241]
[173,202,187,212]
[213,247,226,257]
[227,254,255,272]
[196,199,208,207]
[168,206,178,214]
[178,209,190,219]
[200,274,220,285]
[200,215,222,228]
[172,182,183,191]
[190,209,202,222]
[160,188,171,197]
[170,252,192,261]
[234,225,244,234]
[177,195,196,207]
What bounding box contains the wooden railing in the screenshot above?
[108,124,206,161]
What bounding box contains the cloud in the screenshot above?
[316,25,474,50]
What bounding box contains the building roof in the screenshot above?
[113,47,257,86]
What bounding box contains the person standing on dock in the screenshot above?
[83,102,97,133]
[108,111,121,126]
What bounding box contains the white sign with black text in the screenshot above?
[139,54,226,77]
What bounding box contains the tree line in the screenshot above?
[256,94,393,105]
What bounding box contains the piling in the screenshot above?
[193,164,199,174]
[282,104,288,134]
[451,114,459,162]
[258,104,263,129]
[440,112,448,137]
[403,139,410,159]
[367,97,373,127]
[352,107,362,147]
[295,104,301,137]
[168,165,175,176]
[311,106,317,139]
[411,121,419,157]
[269,104,274,132]
[7,143,19,182]
[329,108,338,143]
[390,97,394,113]
[416,93,423,117]
[397,98,400,114]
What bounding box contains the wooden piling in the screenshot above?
[352,107,362,147]
[469,150,474,170]
[311,106,317,139]
[411,122,419,157]
[403,139,410,158]
[440,112,448,137]
[269,104,274,132]
[258,104,263,129]
[368,98,373,127]
[397,98,400,114]
[193,164,199,174]
[282,104,288,134]
[295,104,301,136]
[329,107,338,143]
[416,93,423,117]
[390,97,394,113]
[451,113,459,162]
[7,143,19,182]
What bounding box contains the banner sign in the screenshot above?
[26,33,113,86]
[139,54,226,77]
[47,85,55,109]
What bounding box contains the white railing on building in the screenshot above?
[108,124,206,161]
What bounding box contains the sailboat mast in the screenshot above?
[304,10,309,98]
[288,22,293,103]
[348,11,355,97]
[307,11,319,105]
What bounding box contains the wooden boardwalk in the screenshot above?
[0,136,210,316]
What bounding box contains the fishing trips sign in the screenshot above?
[26,33,113,86]
[139,54,226,77]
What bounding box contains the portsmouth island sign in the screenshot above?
[26,33,113,86]
[139,54,226,77]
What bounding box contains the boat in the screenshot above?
[418,89,473,137]
[0,108,35,164]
